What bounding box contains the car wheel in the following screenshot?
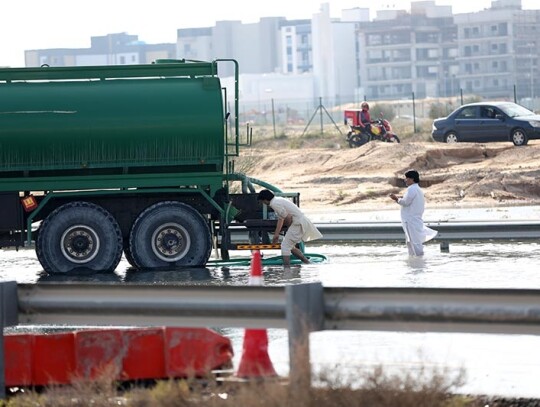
[511,128,528,146]
[445,132,458,143]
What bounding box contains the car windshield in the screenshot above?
[498,103,535,118]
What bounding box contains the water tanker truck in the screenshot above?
[0,59,289,273]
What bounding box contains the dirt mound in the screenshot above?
[238,141,540,210]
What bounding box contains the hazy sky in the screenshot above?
[1,0,537,67]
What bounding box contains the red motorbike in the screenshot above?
[344,109,400,148]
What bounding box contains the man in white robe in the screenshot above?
[257,189,323,266]
[389,170,438,256]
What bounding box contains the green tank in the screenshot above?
[0,61,225,191]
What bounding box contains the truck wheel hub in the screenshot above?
[61,225,100,263]
[151,222,190,262]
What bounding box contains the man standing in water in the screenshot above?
[257,189,322,266]
[389,170,438,256]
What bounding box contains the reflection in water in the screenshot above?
[405,256,427,272]
[124,267,214,283]
[3,241,540,289]
[38,269,123,283]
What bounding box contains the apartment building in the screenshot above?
[25,33,175,67]
[454,0,540,100]
[356,2,457,100]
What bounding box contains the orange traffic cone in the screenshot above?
[236,329,277,378]
[249,249,263,284]
[235,250,277,378]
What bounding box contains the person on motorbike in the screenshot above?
[358,102,375,137]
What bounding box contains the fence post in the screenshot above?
[1,281,18,399]
[285,282,324,400]
[412,92,417,133]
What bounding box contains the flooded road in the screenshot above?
[3,239,540,397]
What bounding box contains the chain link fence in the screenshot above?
[232,85,538,140]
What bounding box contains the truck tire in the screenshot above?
[129,201,212,269]
[123,243,138,269]
[36,202,123,274]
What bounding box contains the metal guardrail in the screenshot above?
[228,220,540,242]
[3,281,540,395]
[11,283,540,334]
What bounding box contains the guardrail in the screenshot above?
[228,220,540,248]
[3,281,540,397]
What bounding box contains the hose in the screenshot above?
[226,173,282,193]
[206,253,327,267]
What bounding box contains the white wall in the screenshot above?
[222,72,316,104]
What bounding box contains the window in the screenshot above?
[393,49,410,61]
[428,49,439,58]
[368,34,382,46]
[367,49,383,62]
[481,106,496,118]
[457,107,477,118]
[448,48,458,58]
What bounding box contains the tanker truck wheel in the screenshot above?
[123,242,138,269]
[36,202,123,274]
[129,201,212,269]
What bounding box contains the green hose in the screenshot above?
[206,253,327,267]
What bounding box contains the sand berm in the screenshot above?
[237,140,540,214]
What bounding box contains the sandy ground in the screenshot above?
[238,140,540,218]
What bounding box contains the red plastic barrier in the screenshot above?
[75,329,123,380]
[4,334,34,387]
[165,327,234,377]
[121,327,166,380]
[4,327,233,387]
[33,332,76,386]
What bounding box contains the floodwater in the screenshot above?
[3,237,540,398]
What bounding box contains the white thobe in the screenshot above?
[397,183,438,256]
[269,197,323,255]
